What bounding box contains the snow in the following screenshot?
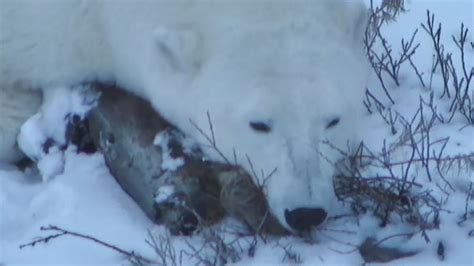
[16,85,99,181]
[36,146,64,182]
[1,0,473,265]
[154,185,175,204]
[154,131,185,171]
[0,151,155,264]
[17,113,46,162]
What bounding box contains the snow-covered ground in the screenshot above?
[1,0,473,265]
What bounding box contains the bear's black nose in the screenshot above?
[284,207,327,232]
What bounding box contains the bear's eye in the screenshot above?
[249,121,272,133]
[325,117,340,129]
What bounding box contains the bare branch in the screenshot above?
[20,225,155,264]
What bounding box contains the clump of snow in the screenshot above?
[36,146,65,182]
[154,185,175,204]
[16,85,99,181]
[154,130,185,171]
[17,113,46,161]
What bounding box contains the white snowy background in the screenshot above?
[1,0,473,265]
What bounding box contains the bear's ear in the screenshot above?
[154,27,202,73]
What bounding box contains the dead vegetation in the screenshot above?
[332,0,474,253]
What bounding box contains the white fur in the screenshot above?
[0,89,42,162]
[0,0,369,227]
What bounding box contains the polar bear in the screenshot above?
[0,0,369,228]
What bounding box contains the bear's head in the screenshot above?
[106,0,369,228]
